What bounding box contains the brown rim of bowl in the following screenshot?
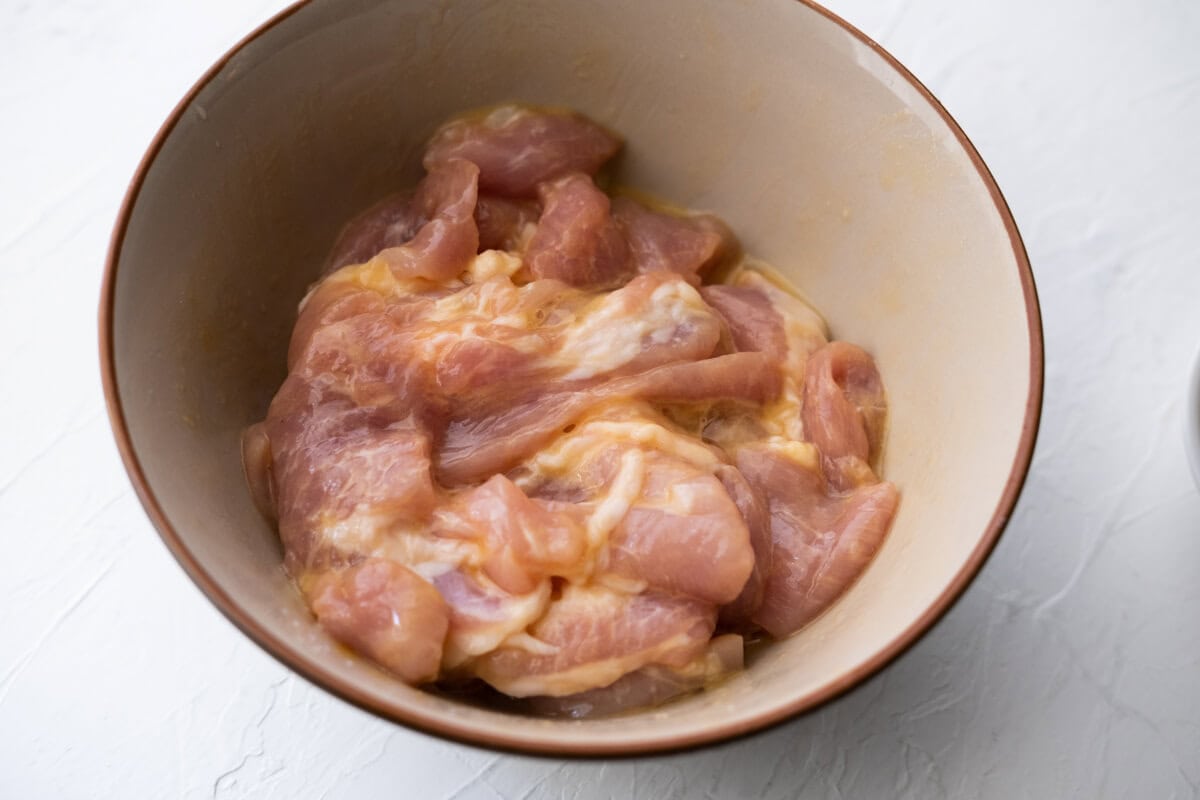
[98,0,1044,758]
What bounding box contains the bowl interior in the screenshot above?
[106,0,1039,754]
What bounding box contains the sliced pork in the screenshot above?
[472,585,716,697]
[521,633,743,718]
[700,284,788,362]
[373,158,481,282]
[475,194,539,252]
[326,192,423,274]
[714,464,773,628]
[737,445,899,638]
[424,105,621,198]
[802,341,889,489]
[309,559,449,684]
[249,105,899,717]
[525,173,632,289]
[607,454,755,605]
[613,197,736,284]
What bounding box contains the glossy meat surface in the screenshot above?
[247,106,899,714]
[423,105,621,198]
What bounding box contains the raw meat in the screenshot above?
[247,105,898,717]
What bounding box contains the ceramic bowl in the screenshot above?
[100,0,1043,755]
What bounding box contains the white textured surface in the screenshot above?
[2,0,1199,796]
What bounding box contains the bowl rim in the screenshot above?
[98,0,1045,758]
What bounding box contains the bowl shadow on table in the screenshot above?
[590,533,1038,794]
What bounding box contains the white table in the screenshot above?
[4,1,1198,796]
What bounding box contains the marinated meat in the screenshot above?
[612,196,736,284]
[247,105,899,718]
[424,105,621,198]
[475,194,540,252]
[326,192,423,274]
[802,341,889,489]
[310,559,449,684]
[372,158,480,282]
[737,445,899,638]
[713,464,773,628]
[472,584,716,697]
[520,633,744,718]
[525,173,632,289]
[700,284,788,362]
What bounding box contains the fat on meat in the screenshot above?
[472,584,716,698]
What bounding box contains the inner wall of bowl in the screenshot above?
[113,0,1032,749]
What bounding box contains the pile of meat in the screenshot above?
[244,106,899,717]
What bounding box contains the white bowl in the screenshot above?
[100,0,1043,755]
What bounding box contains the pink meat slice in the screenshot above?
[434,272,719,401]
[327,190,539,276]
[289,308,448,429]
[525,173,632,289]
[266,310,447,572]
[372,158,480,282]
[700,284,788,362]
[435,337,535,399]
[423,105,622,198]
[392,276,719,430]
[309,559,449,684]
[264,388,438,572]
[521,634,743,718]
[713,464,773,628]
[612,197,736,285]
[607,454,755,605]
[472,586,716,697]
[286,277,449,372]
[436,475,587,595]
[288,283,385,371]
[430,569,547,659]
[436,352,782,486]
[736,446,899,638]
[801,341,888,489]
[627,350,782,406]
[325,193,424,274]
[475,194,540,252]
[559,272,722,378]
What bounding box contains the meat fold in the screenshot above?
[436,352,782,486]
[613,196,736,285]
[472,584,716,698]
[801,341,888,490]
[520,633,743,718]
[525,173,632,290]
[700,284,788,362]
[372,158,481,282]
[252,106,899,708]
[325,192,424,274]
[434,475,586,596]
[309,559,449,684]
[713,464,773,629]
[424,105,622,198]
[737,445,899,638]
